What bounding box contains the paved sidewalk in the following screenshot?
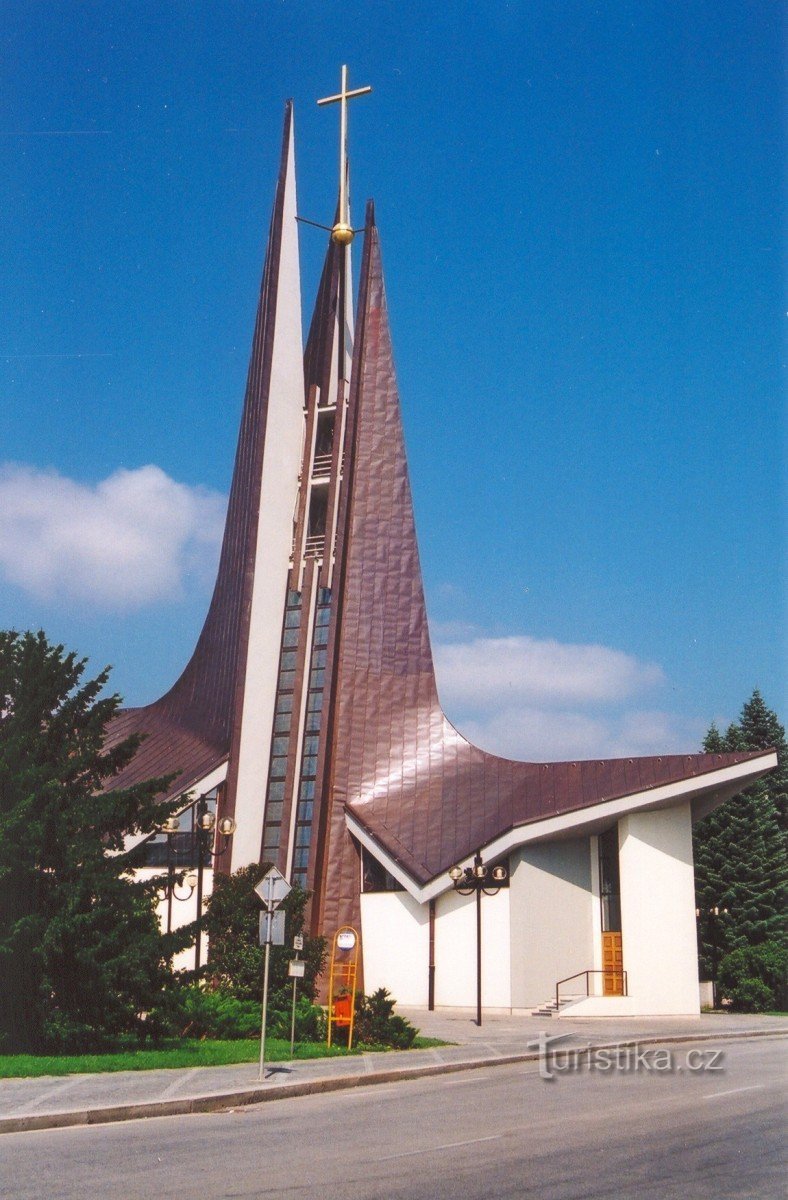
[1,1010,785,1135]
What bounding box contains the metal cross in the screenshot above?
[317,65,372,239]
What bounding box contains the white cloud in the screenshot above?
[434,633,664,708]
[432,630,700,760]
[455,705,700,761]
[0,463,225,610]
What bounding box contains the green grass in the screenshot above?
[0,1038,355,1078]
[0,1035,448,1079]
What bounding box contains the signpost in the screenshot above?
[255,866,291,1081]
[258,909,285,946]
[288,939,306,1058]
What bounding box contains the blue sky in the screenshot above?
[1,1,784,759]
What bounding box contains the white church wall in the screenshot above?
[433,887,511,1009]
[137,866,213,974]
[617,802,700,1015]
[360,891,431,1006]
[509,838,596,1010]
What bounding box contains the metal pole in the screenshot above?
[258,935,271,1081]
[290,976,298,1059]
[166,850,174,936]
[476,885,482,1027]
[194,830,204,972]
[257,874,274,1082]
[428,898,436,1011]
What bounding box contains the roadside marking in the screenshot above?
[378,1134,502,1161]
[17,1076,85,1112]
[159,1068,204,1100]
[703,1084,765,1100]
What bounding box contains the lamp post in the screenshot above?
[193,796,237,972]
[158,815,197,934]
[696,904,730,1002]
[449,851,508,1027]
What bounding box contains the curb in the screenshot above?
[1,1026,785,1136]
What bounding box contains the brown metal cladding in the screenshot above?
[312,204,377,936]
[102,103,295,812]
[320,212,771,897]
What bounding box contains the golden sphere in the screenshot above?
[331,221,355,245]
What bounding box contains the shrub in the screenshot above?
[174,986,259,1039]
[354,988,418,1049]
[717,941,788,1012]
[724,978,774,1014]
[268,997,326,1043]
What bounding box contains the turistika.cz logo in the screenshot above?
[526,1034,726,1081]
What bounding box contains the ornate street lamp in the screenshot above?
[696,904,730,998]
[193,795,236,972]
[449,851,508,1027]
[158,814,197,934]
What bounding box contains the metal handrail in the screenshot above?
[312,453,333,476]
[555,968,628,1011]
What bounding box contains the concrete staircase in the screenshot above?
[531,994,584,1018]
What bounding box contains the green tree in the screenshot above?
[202,863,326,1010]
[0,630,183,1053]
[693,690,787,981]
[738,690,788,838]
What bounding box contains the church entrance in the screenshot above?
[602,931,624,995]
[599,828,624,995]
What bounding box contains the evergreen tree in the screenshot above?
[202,863,326,1009]
[738,690,788,837]
[0,630,182,1052]
[693,690,787,980]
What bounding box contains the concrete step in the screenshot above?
[531,994,585,1017]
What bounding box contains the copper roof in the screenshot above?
[325,212,771,890]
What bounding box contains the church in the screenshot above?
[109,74,776,1017]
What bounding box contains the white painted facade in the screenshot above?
[135,866,214,974]
[360,886,511,1009]
[433,887,511,1009]
[617,803,699,1014]
[360,891,430,1006]
[230,116,306,870]
[509,838,597,1010]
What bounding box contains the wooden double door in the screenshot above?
[602,931,624,995]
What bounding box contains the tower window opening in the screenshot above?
[308,490,328,538]
[313,412,335,476]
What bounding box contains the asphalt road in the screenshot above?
[2,1036,785,1199]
